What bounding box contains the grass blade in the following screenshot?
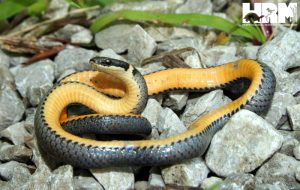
[90,10,264,42]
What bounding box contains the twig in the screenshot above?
[142,47,195,68]
[23,45,66,65]
[0,5,100,40]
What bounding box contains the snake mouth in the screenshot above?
[90,57,130,71]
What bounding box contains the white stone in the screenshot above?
[206,110,283,177]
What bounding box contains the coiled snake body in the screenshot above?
[34,57,276,168]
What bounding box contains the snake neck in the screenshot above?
[98,65,148,114]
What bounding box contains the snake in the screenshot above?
[34,57,276,168]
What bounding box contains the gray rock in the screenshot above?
[296,94,300,104]
[206,110,283,177]
[0,141,13,151]
[0,161,31,181]
[175,0,213,15]
[19,164,73,190]
[0,145,32,163]
[157,108,186,138]
[255,180,289,190]
[287,104,300,130]
[258,30,300,71]
[220,174,255,190]
[6,166,32,189]
[201,46,240,67]
[24,108,36,134]
[157,37,205,54]
[279,137,299,157]
[201,176,223,190]
[25,137,52,168]
[142,98,163,127]
[54,47,97,77]
[53,24,93,44]
[212,0,228,11]
[268,67,289,92]
[148,128,160,140]
[0,122,31,145]
[0,180,9,190]
[149,173,165,188]
[279,121,292,131]
[163,92,188,111]
[294,144,300,160]
[280,72,300,95]
[264,92,296,128]
[296,165,300,182]
[279,130,300,145]
[161,157,209,187]
[105,0,184,13]
[0,86,25,131]
[95,24,133,53]
[0,64,14,88]
[239,46,259,60]
[91,167,134,190]
[50,165,74,190]
[126,25,157,64]
[0,49,10,67]
[98,49,127,62]
[21,164,52,190]
[256,153,300,189]
[9,55,29,66]
[27,83,53,106]
[45,0,69,19]
[95,24,157,64]
[54,24,82,38]
[74,176,103,190]
[181,90,231,127]
[145,27,197,42]
[14,59,55,101]
[181,50,203,68]
[134,181,148,190]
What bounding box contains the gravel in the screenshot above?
[1,2,300,189]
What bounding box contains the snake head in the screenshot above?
[90,57,130,72]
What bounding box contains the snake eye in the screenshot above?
[90,57,130,71]
[90,57,112,66]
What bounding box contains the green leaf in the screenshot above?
[28,0,48,16]
[0,1,26,21]
[64,0,82,8]
[95,0,115,6]
[90,10,264,42]
[0,0,47,21]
